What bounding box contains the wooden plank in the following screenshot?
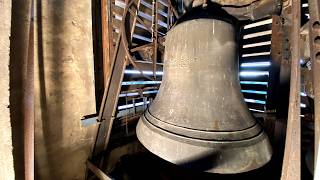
[280,0,301,179]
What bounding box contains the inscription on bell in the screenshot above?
[166,57,199,68]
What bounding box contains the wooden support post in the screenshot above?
[280,0,301,179]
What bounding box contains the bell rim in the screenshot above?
[136,118,273,174]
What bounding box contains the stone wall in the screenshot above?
[0,0,15,179]
[34,0,97,179]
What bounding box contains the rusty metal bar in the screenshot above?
[307,0,320,177]
[167,3,171,30]
[268,16,283,111]
[152,0,158,79]
[86,160,112,180]
[24,0,34,179]
[122,2,155,81]
[264,15,292,178]
[280,0,301,179]
[168,0,179,19]
[151,1,155,41]
[130,0,141,40]
[128,6,153,34]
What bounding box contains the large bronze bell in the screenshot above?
[136,9,272,174]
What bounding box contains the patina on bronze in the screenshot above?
[136,7,272,174]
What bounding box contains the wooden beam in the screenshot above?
[102,0,113,83]
[86,160,112,180]
[92,34,127,165]
[280,0,301,179]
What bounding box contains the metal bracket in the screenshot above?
[81,114,99,127]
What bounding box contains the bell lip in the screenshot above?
[136,117,273,174]
[145,108,262,141]
[141,113,265,147]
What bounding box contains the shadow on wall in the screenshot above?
[9,0,32,179]
[34,0,97,179]
[34,0,64,179]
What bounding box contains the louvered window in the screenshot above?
[239,18,273,113]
